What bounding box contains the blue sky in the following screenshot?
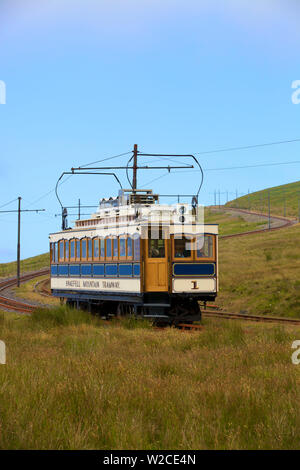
[0,0,300,261]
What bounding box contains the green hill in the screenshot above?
[226,180,300,218]
[0,253,49,277]
[218,222,300,317]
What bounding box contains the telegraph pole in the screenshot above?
[0,198,45,287]
[17,197,21,287]
[78,199,81,220]
[132,144,138,191]
[268,189,271,230]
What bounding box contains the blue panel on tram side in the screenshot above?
[51,265,58,276]
[58,265,69,276]
[173,263,215,277]
[119,264,133,277]
[105,264,118,276]
[69,264,80,277]
[81,264,92,276]
[93,264,105,277]
[133,263,140,277]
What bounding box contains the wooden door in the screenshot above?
[144,226,168,292]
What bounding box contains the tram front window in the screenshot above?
[174,236,193,258]
[148,228,165,258]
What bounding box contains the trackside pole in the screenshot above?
[268,190,271,230]
[132,144,138,191]
[17,197,21,287]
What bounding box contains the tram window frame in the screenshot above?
[59,240,65,262]
[70,239,75,261]
[119,236,126,259]
[50,243,54,263]
[93,237,99,260]
[81,239,87,261]
[148,227,166,258]
[112,237,119,260]
[172,235,194,261]
[75,239,81,261]
[54,242,58,263]
[65,240,69,262]
[127,236,133,260]
[87,238,93,261]
[133,235,140,261]
[106,238,112,260]
[196,234,215,261]
[100,238,105,260]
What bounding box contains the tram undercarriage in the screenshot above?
[60,291,216,324]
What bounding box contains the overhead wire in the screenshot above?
[0,198,18,210]
[171,159,300,173]
[193,137,300,156]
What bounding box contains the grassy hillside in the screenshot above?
[204,208,265,236]
[218,223,300,317]
[12,276,59,306]
[226,180,300,218]
[0,253,49,278]
[0,307,299,449]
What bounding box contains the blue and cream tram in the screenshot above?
[49,188,218,323]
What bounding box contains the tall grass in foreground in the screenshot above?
[0,307,299,449]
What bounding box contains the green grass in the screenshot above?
[226,180,300,218]
[0,253,49,278]
[0,307,300,449]
[218,223,300,317]
[12,276,59,306]
[205,208,265,236]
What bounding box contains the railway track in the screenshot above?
[202,309,300,326]
[0,269,50,313]
[220,207,296,239]
[34,277,52,297]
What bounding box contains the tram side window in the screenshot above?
[65,240,69,261]
[119,237,126,257]
[76,240,80,259]
[70,240,75,259]
[113,238,118,258]
[197,235,213,259]
[100,238,105,258]
[51,243,55,263]
[93,238,99,259]
[106,238,112,258]
[88,239,92,259]
[148,228,165,258]
[59,241,64,261]
[174,236,193,258]
[82,240,87,259]
[133,236,140,260]
[55,242,58,262]
[127,237,133,258]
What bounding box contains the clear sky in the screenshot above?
[0,0,300,262]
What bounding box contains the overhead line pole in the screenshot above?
[17,197,21,287]
[132,144,138,192]
[0,197,45,287]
